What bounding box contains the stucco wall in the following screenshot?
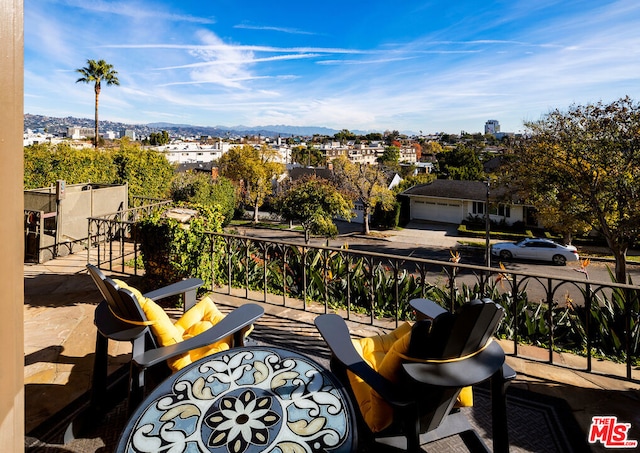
[0,0,25,449]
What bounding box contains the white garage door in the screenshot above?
[411,199,462,224]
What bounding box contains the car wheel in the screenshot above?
[499,250,512,260]
[552,254,566,266]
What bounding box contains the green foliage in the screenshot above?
[436,144,484,180]
[290,146,325,167]
[393,172,436,194]
[506,97,640,282]
[372,201,401,229]
[75,59,120,147]
[218,145,285,222]
[273,175,353,242]
[334,129,356,142]
[24,143,116,189]
[147,130,170,146]
[331,155,396,234]
[137,203,225,292]
[24,142,175,202]
[112,141,174,199]
[377,146,401,170]
[170,173,236,226]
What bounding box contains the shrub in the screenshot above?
[137,203,224,293]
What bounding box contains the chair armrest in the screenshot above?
[94,301,148,342]
[314,314,413,408]
[402,340,506,388]
[143,278,204,311]
[133,303,264,369]
[501,362,517,381]
[410,298,448,320]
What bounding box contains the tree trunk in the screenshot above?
[253,204,259,223]
[362,206,370,234]
[94,84,100,148]
[612,247,628,284]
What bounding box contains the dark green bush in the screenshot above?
[137,203,224,293]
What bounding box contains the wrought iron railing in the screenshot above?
[206,232,639,381]
[87,200,171,273]
[88,220,639,381]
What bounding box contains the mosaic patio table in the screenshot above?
[116,346,356,453]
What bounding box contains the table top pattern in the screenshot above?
[117,346,355,453]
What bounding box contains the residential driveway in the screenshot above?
[384,220,462,248]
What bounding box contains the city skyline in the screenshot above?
[25,0,640,134]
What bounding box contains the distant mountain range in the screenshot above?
[24,114,377,138]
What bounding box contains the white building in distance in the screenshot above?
[484,120,500,135]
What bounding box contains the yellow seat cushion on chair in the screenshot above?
[348,322,412,433]
[349,321,473,433]
[112,281,235,372]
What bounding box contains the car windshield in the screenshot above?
[515,239,528,246]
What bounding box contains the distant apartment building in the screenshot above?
[484,119,500,135]
[24,130,54,146]
[159,140,231,164]
[121,129,136,140]
[348,143,383,165]
[67,126,95,139]
[399,146,417,163]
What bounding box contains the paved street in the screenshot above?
[231,220,640,304]
[232,220,640,284]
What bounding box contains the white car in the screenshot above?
[491,238,579,266]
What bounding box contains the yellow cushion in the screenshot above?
[113,279,183,345]
[112,281,234,372]
[349,322,473,433]
[348,323,412,433]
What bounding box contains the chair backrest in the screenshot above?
[408,298,504,360]
[86,264,148,325]
[403,298,505,434]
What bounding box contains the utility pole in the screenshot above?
[485,177,491,268]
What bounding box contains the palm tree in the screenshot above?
[76,59,120,148]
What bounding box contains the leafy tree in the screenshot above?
[334,129,356,143]
[218,145,284,222]
[169,172,236,226]
[363,132,384,142]
[112,140,174,199]
[274,176,353,243]
[291,145,325,167]
[421,141,443,158]
[412,142,422,161]
[436,144,484,180]
[378,145,400,169]
[505,97,640,283]
[75,59,120,148]
[384,130,401,145]
[148,130,170,146]
[331,156,395,234]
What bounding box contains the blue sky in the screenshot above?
[24,0,640,134]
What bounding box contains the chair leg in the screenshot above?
[491,366,513,453]
[404,406,422,452]
[129,362,146,414]
[90,332,108,412]
[64,332,109,443]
